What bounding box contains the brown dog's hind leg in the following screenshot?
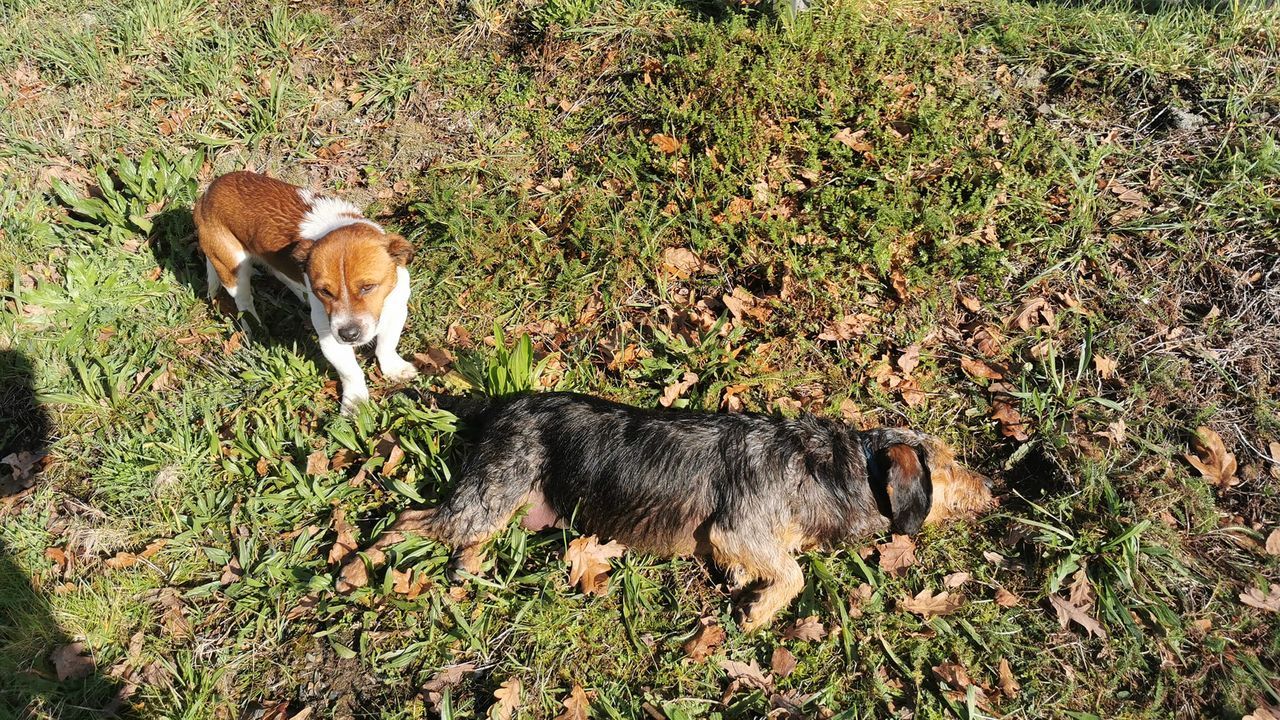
[709,526,805,632]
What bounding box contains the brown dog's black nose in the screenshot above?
[337,325,361,343]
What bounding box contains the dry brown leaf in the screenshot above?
[51,642,95,681]
[105,551,139,569]
[1266,529,1280,556]
[488,678,522,720]
[305,450,329,476]
[220,557,243,586]
[681,617,726,663]
[900,588,964,619]
[983,551,1005,565]
[328,507,358,565]
[971,325,1003,357]
[1068,568,1094,610]
[1268,441,1280,480]
[719,658,773,691]
[833,127,872,153]
[1096,419,1126,445]
[997,658,1020,698]
[817,313,874,341]
[1106,177,1148,206]
[414,347,454,375]
[994,587,1022,607]
[423,662,477,709]
[991,399,1030,442]
[961,296,982,313]
[931,662,972,688]
[960,357,1003,380]
[781,616,827,642]
[650,134,681,154]
[1010,298,1054,331]
[659,371,699,408]
[877,534,916,576]
[1048,595,1107,639]
[659,247,709,279]
[45,547,68,570]
[391,568,430,600]
[1240,584,1280,612]
[943,572,971,589]
[1093,355,1119,379]
[1184,426,1238,488]
[770,647,798,678]
[223,331,244,354]
[1244,704,1280,720]
[553,685,592,720]
[897,345,921,376]
[565,535,626,596]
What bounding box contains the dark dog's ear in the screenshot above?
[883,443,931,535]
[385,233,414,266]
[290,238,315,265]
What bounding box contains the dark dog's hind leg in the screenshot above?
[433,439,543,577]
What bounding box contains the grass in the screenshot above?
[1,0,1278,717]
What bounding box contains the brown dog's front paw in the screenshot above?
[447,546,486,581]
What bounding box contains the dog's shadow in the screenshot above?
[149,207,322,362]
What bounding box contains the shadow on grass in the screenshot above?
[0,350,128,717]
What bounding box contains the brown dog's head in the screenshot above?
[874,434,993,535]
[292,225,414,345]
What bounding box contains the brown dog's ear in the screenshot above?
[385,233,414,266]
[290,238,316,265]
[883,444,931,535]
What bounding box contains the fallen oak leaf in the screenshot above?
[1048,595,1107,638]
[781,616,827,642]
[1009,298,1054,332]
[327,507,358,565]
[659,247,709,279]
[833,127,872,153]
[681,617,726,662]
[943,571,971,589]
[770,647,797,678]
[960,357,1003,380]
[900,588,964,619]
[219,557,243,586]
[994,587,1022,607]
[719,658,773,691]
[1093,354,1119,380]
[423,662,477,710]
[931,662,973,688]
[650,133,681,154]
[997,657,1020,698]
[659,371,698,408]
[565,535,626,596]
[305,449,329,476]
[817,313,874,341]
[488,677,522,720]
[391,568,431,600]
[991,399,1030,442]
[1244,705,1280,720]
[553,685,592,720]
[1240,584,1280,612]
[876,534,916,577]
[1268,441,1280,480]
[1266,529,1280,556]
[51,642,96,681]
[1184,426,1238,488]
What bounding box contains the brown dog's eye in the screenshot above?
[314,287,334,300]
[358,284,378,296]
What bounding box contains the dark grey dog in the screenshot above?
[350,392,992,629]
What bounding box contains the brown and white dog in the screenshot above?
[194,171,417,413]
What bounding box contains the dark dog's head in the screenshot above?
[871,433,993,535]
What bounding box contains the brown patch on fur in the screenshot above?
[921,439,993,525]
[194,171,311,286]
[303,226,403,322]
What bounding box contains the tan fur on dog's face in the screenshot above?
[920,438,994,525]
[298,225,413,345]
